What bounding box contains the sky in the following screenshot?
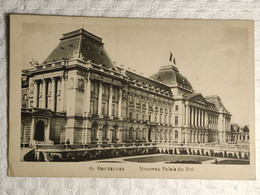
[21,18,253,126]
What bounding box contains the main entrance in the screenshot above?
[34,120,45,141]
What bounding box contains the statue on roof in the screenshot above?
[169,51,176,65]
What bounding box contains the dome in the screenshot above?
[149,65,193,91]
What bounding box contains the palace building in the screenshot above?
[21,28,232,147]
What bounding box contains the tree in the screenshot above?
[242,125,249,132]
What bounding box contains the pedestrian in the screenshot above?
[66,139,70,149]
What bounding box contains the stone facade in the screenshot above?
[21,28,232,147]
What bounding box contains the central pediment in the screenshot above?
[185,93,208,105]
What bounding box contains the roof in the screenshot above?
[205,95,230,113]
[43,29,115,69]
[125,70,172,94]
[149,65,193,91]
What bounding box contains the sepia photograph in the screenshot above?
[9,15,255,179]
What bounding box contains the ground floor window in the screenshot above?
[175,130,178,139]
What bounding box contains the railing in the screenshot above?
[35,142,158,151]
[34,141,249,153]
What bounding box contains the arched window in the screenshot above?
[175,130,178,139]
[169,130,173,140]
[136,128,139,140]
[129,127,134,140]
[91,124,98,142]
[142,128,145,140]
[160,130,163,140]
[155,129,158,140]
[102,124,109,141]
[34,120,45,141]
[112,126,118,141]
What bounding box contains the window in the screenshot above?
[175,116,178,126]
[102,85,105,95]
[129,109,132,120]
[129,94,133,103]
[169,116,171,124]
[90,101,94,114]
[154,114,157,123]
[112,104,115,116]
[142,114,145,121]
[113,88,116,99]
[175,105,178,111]
[149,113,151,122]
[91,83,94,92]
[175,130,178,139]
[164,115,167,124]
[136,97,139,104]
[102,103,105,115]
[23,94,27,101]
[136,113,139,121]
[159,115,162,123]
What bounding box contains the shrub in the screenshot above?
[228,153,233,158]
[23,150,37,161]
[210,150,214,157]
[219,152,223,158]
[238,151,242,159]
[38,152,45,161]
[205,151,209,156]
[244,153,249,160]
[169,149,173,154]
[197,150,201,155]
[224,151,227,158]
[234,153,238,159]
[214,152,219,157]
[174,148,177,154]
[201,149,204,156]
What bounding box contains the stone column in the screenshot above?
[45,119,50,141]
[97,126,103,144]
[51,78,56,111]
[108,84,113,118]
[191,106,194,126]
[146,101,149,121]
[33,80,38,108]
[118,88,122,120]
[30,118,35,144]
[108,128,113,143]
[42,79,46,109]
[185,103,189,126]
[194,108,197,127]
[60,76,65,112]
[205,112,208,128]
[97,81,103,118]
[198,108,201,127]
[202,110,204,128]
[85,76,91,116]
[152,103,155,123]
[118,128,123,143]
[185,130,188,144]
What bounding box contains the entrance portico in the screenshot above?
[29,108,54,146]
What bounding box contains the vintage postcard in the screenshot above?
[9,14,255,179]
